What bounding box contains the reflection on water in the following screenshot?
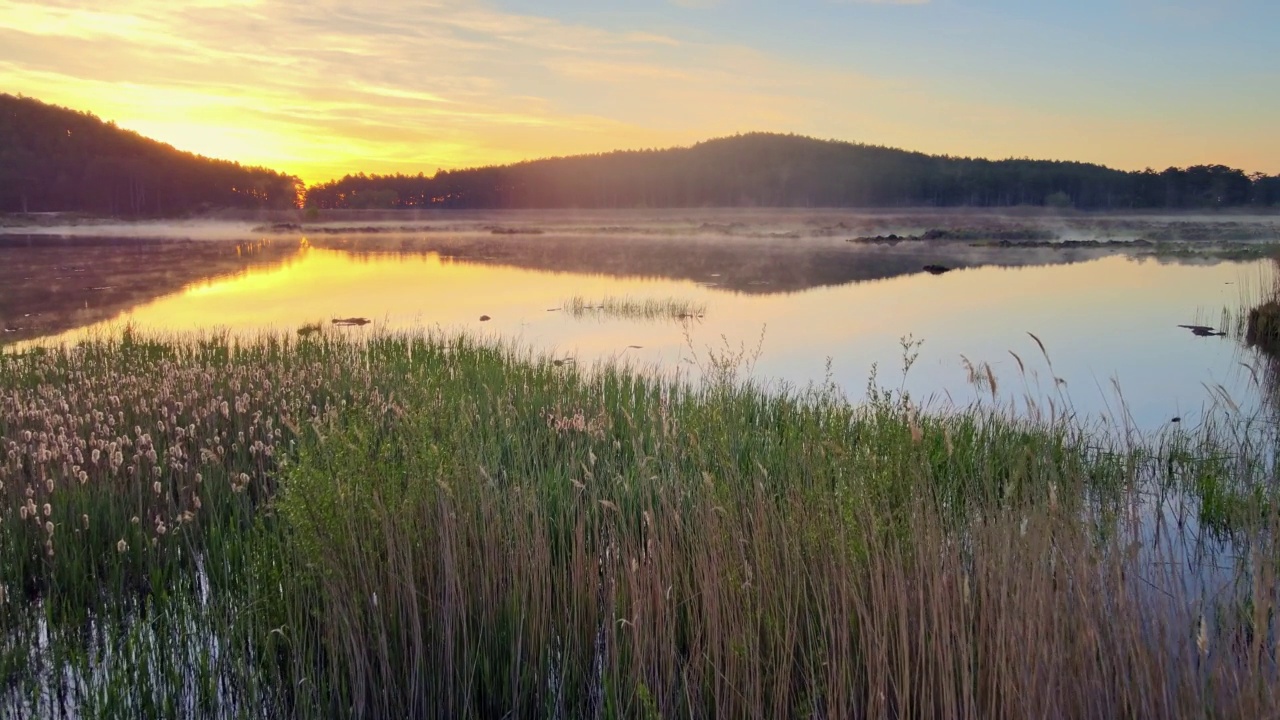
[0,235,303,341]
[302,231,1124,294]
[4,231,1268,431]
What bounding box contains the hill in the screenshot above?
[306,132,1280,211]
[3,94,1276,215]
[0,94,300,216]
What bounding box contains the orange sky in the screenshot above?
[2,0,1277,185]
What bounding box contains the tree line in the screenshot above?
[0,94,301,215]
[306,133,1280,211]
[4,95,1278,216]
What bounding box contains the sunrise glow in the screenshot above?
[2,0,1277,184]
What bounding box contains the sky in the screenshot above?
[2,0,1277,185]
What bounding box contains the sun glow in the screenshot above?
[1,0,1276,183]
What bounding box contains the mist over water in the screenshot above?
[3,210,1274,431]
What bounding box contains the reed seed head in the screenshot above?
[1197,615,1209,657]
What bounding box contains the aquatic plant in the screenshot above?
[561,295,706,322]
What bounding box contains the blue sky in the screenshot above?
[1,0,1275,182]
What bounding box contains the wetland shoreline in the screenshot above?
[1,330,1277,717]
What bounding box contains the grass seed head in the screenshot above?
[1198,615,1210,657]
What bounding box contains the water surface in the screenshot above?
[2,214,1274,431]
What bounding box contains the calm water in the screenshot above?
[2,212,1275,431]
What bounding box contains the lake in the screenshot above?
[4,209,1280,717]
[3,209,1278,431]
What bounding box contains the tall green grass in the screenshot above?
[1,330,1276,717]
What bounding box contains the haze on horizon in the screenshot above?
[2,0,1277,185]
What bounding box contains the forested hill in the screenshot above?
[307,133,1280,211]
[0,94,300,215]
[4,93,1278,215]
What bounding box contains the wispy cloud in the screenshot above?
[1,0,891,180]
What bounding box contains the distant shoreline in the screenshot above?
[3,204,1279,233]
[1,207,1275,261]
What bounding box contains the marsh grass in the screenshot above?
[1,330,1278,717]
[562,295,706,322]
[1205,256,1280,343]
